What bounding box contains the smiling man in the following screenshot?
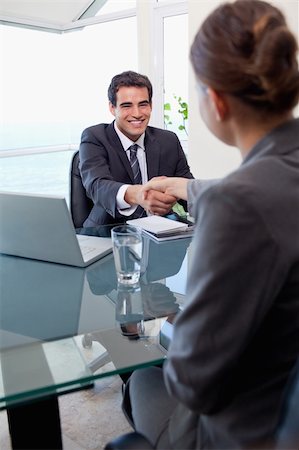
[79,71,193,226]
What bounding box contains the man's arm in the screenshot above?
[80,126,177,218]
[79,126,125,219]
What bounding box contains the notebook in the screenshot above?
[127,215,195,242]
[0,191,113,267]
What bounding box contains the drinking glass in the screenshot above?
[111,225,142,285]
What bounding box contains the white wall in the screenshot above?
[188,0,299,179]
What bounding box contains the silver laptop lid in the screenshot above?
[0,191,111,267]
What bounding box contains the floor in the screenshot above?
[0,375,133,450]
[0,313,166,449]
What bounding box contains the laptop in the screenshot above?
[0,191,113,267]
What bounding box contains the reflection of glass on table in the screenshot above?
[116,283,144,339]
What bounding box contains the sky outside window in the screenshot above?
[0,16,137,151]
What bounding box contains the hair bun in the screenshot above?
[190,0,299,113]
[252,25,299,108]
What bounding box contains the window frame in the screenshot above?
[151,1,188,150]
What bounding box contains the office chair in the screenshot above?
[104,361,299,450]
[69,150,93,228]
[69,151,113,372]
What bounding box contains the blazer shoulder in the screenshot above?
[80,122,119,145]
[146,125,179,142]
[81,123,110,138]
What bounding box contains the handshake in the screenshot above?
[125,176,189,216]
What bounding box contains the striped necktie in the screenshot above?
[129,144,142,185]
[128,144,145,218]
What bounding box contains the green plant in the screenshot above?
[164,94,188,136]
[164,102,172,128]
[174,95,188,136]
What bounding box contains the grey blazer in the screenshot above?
[79,122,193,226]
[164,119,299,449]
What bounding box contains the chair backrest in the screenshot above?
[69,151,93,228]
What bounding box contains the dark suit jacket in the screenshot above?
[79,122,193,226]
[164,119,299,449]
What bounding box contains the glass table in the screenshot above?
[0,226,191,449]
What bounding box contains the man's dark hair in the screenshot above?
[108,70,153,106]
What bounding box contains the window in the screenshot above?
[152,1,188,150]
[64,17,138,145]
[0,13,137,199]
[163,13,188,141]
[0,17,137,152]
[1,26,68,151]
[0,0,189,199]
[0,151,73,196]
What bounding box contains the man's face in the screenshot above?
[109,86,152,141]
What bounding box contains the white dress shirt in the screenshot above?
[114,122,148,216]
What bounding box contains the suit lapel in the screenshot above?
[145,131,160,179]
[107,122,134,183]
[106,123,162,183]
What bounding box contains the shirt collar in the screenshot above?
[114,121,145,151]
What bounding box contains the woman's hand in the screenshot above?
[125,183,177,215]
[142,177,189,201]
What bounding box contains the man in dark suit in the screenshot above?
[79,71,193,226]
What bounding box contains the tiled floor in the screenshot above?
[0,375,132,450]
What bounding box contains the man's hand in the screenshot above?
[141,283,179,317]
[145,189,177,215]
[142,177,189,201]
[125,184,177,215]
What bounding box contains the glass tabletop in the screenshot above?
[0,226,192,408]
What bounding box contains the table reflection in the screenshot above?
[86,236,191,342]
[0,254,84,348]
[86,236,191,293]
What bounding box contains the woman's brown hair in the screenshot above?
[190,0,299,113]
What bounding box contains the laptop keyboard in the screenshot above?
[80,245,97,256]
[76,234,113,263]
